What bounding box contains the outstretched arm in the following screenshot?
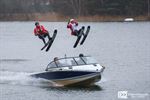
[67,23,71,28]
[34,28,38,36]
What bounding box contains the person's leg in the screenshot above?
[78,28,85,36]
[74,29,83,36]
[73,28,84,36]
[38,35,46,44]
[74,30,79,36]
[47,33,52,40]
[44,33,52,41]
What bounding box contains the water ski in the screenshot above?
[41,40,51,51]
[73,27,85,48]
[80,26,90,45]
[45,29,57,52]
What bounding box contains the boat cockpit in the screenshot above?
[46,56,98,70]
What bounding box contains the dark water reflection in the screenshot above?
[42,85,103,92]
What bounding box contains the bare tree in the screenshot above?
[69,0,83,16]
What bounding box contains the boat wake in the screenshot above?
[0,71,56,87]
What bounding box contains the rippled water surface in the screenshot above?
[0,22,150,100]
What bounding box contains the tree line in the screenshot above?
[0,0,149,16]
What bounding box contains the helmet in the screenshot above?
[35,21,39,26]
[70,19,74,22]
[69,19,75,23]
[79,53,84,57]
[67,19,76,24]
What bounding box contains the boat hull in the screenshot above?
[31,71,101,86]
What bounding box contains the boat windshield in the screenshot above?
[47,56,98,69]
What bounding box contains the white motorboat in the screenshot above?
[31,55,105,86]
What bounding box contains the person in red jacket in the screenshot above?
[34,22,51,44]
[67,19,80,36]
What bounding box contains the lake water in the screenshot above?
[0,22,150,100]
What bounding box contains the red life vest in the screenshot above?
[34,25,48,35]
[67,19,78,35]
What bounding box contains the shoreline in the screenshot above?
[0,13,150,22]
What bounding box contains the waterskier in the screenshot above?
[67,19,83,36]
[34,22,52,45]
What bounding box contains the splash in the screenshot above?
[0,71,56,87]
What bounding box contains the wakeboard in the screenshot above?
[45,29,57,52]
[73,27,85,48]
[80,26,90,45]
